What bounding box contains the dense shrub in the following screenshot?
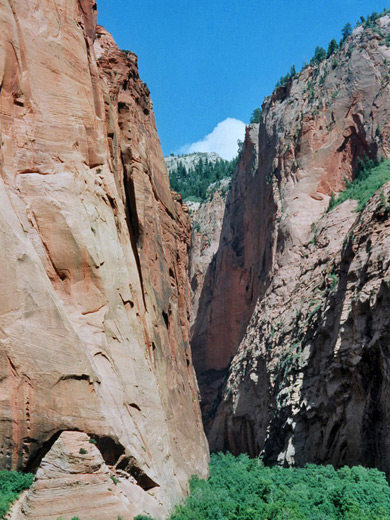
[0,471,34,518]
[136,453,390,519]
[328,157,390,212]
[165,453,390,520]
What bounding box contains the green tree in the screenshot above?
[311,46,327,64]
[290,64,297,77]
[250,108,262,124]
[168,155,237,202]
[327,39,338,57]
[0,471,34,518]
[327,156,390,212]
[341,22,352,42]
[167,453,390,520]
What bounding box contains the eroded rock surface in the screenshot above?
[0,0,208,517]
[16,431,162,520]
[192,17,390,474]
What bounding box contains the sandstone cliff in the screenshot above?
[191,16,390,474]
[0,1,208,518]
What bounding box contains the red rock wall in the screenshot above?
[0,0,208,517]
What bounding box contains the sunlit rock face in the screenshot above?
[0,0,208,517]
[191,17,390,475]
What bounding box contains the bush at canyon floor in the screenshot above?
[139,453,390,519]
[0,471,34,517]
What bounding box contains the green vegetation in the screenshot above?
[137,452,390,520]
[310,222,319,245]
[328,157,390,212]
[310,46,327,65]
[0,471,34,518]
[110,475,119,485]
[361,10,390,29]
[275,64,297,88]
[341,22,352,43]
[79,448,87,455]
[327,39,339,57]
[250,108,262,124]
[329,270,339,290]
[169,156,237,202]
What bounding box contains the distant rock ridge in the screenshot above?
[0,0,208,518]
[165,152,224,173]
[190,14,390,476]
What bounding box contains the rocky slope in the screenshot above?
[0,0,208,518]
[191,16,390,474]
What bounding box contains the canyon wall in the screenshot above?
[0,1,208,518]
[192,16,390,474]
[188,178,230,331]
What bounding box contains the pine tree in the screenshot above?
[341,23,352,42]
[311,46,327,64]
[327,39,338,57]
[250,108,262,124]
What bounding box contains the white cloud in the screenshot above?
[179,118,246,160]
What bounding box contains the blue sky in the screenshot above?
[97,1,389,159]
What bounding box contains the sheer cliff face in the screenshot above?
[188,179,231,331]
[0,0,208,517]
[192,17,390,473]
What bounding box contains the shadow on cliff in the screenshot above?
[264,219,390,478]
[190,124,278,438]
